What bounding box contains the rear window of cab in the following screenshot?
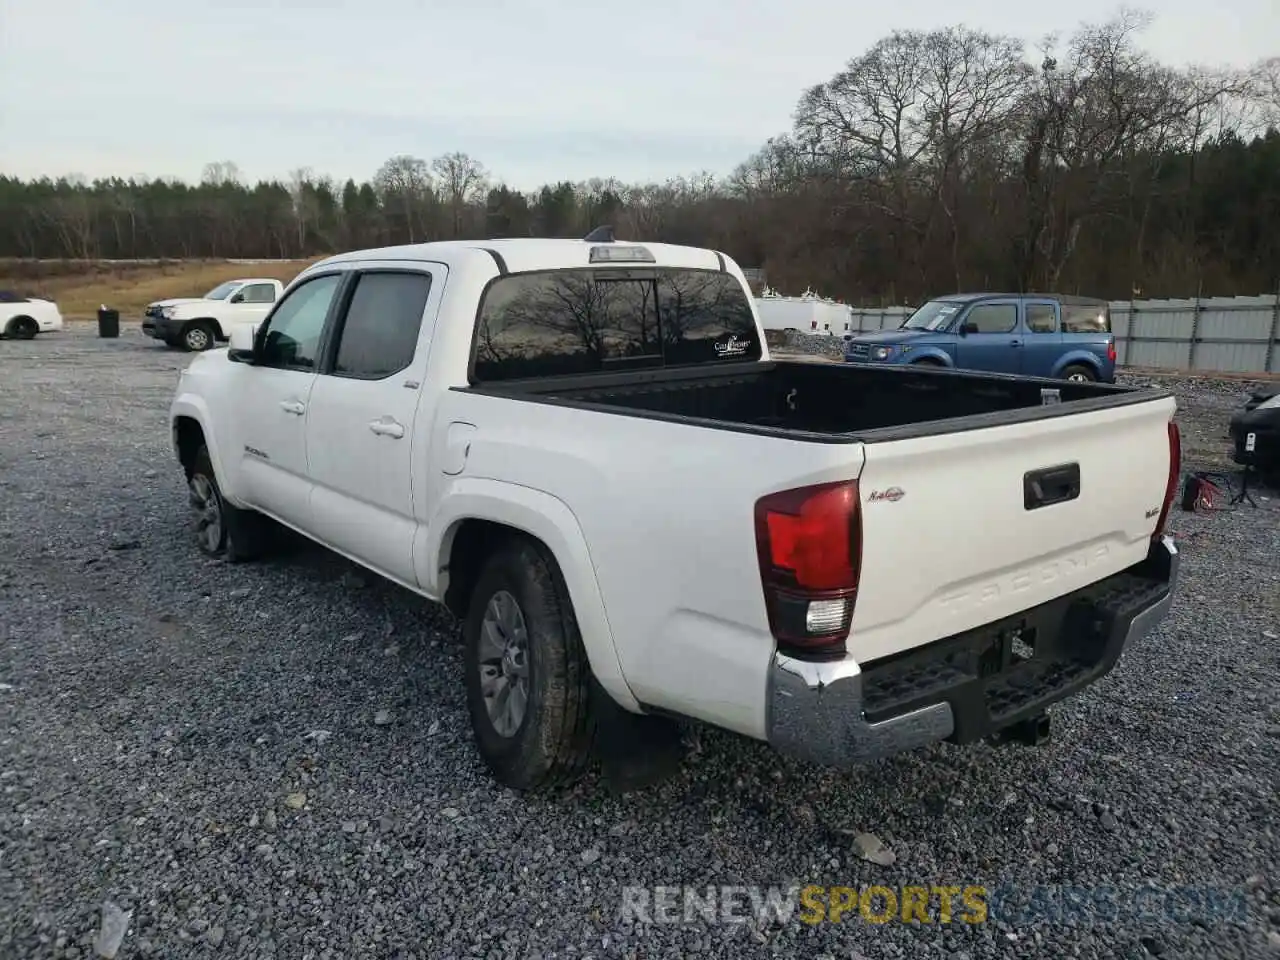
[470,267,761,383]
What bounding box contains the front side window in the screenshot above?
[964,303,1018,334]
[331,272,432,379]
[238,283,277,304]
[258,274,342,370]
[472,268,760,383]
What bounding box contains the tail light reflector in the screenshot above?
[1107,339,1117,363]
[1153,421,1181,539]
[754,480,862,660]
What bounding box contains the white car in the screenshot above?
[0,292,64,339]
[142,278,284,352]
[168,233,1181,791]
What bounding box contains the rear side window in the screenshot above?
[1025,303,1058,334]
[472,268,760,383]
[1062,302,1110,334]
[331,272,432,379]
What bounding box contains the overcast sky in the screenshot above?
[1,0,1275,189]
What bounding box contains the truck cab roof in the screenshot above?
[308,238,730,277]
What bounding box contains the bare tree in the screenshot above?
[1010,12,1241,289]
[201,161,242,187]
[432,152,488,238]
[794,27,1029,287]
[288,167,319,254]
[375,155,434,243]
[1248,56,1280,128]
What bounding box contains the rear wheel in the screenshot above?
[1061,364,1097,383]
[5,316,38,340]
[187,445,271,562]
[463,537,595,790]
[181,321,217,352]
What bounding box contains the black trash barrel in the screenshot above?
[97,306,120,339]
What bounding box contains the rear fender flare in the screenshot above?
[1051,351,1103,378]
[423,478,640,712]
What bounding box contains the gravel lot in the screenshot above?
[2,324,1278,960]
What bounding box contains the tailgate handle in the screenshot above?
[1024,462,1080,510]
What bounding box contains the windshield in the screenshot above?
[204,281,239,300]
[900,300,962,331]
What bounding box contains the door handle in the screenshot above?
[369,417,405,439]
[1024,462,1080,510]
[279,400,306,415]
[1010,339,1022,347]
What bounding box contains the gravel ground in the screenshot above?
[2,324,1278,960]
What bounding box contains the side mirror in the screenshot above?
[227,322,257,363]
[229,292,245,304]
[959,321,977,336]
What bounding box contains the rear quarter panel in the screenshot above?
[1053,340,1115,381]
[428,387,866,740]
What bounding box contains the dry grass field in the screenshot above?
[0,258,325,319]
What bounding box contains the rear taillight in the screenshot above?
[810,320,818,330]
[754,480,862,660]
[1107,339,1117,363]
[1153,421,1181,539]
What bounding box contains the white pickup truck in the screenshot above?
[168,233,1182,791]
[143,277,284,351]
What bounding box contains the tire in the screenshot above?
[186,445,270,562]
[463,537,595,791]
[5,316,38,340]
[181,321,217,352]
[1061,364,1097,383]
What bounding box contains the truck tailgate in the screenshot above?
[851,394,1177,664]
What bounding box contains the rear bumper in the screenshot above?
[766,536,1179,767]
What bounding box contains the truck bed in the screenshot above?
[468,360,1162,441]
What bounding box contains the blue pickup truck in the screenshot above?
[843,293,1117,382]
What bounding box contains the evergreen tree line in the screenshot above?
[3,13,1278,303]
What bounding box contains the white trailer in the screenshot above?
[754,288,851,337]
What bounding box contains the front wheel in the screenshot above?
[463,537,595,791]
[181,321,217,352]
[187,445,271,562]
[1061,364,1097,383]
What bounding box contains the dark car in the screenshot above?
[1229,386,1280,473]
[844,293,1117,382]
